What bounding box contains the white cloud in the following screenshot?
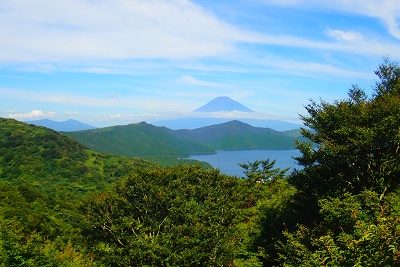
[261,0,400,40]
[332,0,400,40]
[0,87,197,112]
[65,111,80,116]
[240,30,400,60]
[325,29,364,43]
[258,57,374,79]
[179,75,228,87]
[8,110,56,119]
[0,0,242,62]
[1,0,399,71]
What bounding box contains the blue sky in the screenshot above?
[1,0,400,127]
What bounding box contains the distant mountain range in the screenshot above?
[153,117,302,131]
[64,120,305,158]
[154,96,302,131]
[25,119,97,132]
[23,97,302,132]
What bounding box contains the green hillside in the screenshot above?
[0,118,156,265]
[0,118,152,198]
[64,120,301,164]
[282,128,303,137]
[176,120,300,150]
[0,117,274,266]
[64,121,215,158]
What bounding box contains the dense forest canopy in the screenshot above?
[1,59,400,266]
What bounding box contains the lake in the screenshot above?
[188,149,302,177]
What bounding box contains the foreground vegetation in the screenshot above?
[1,59,400,266]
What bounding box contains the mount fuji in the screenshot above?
[194,96,254,112]
[153,96,302,131]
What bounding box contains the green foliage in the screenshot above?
[277,190,400,266]
[0,118,154,266]
[290,59,400,201]
[0,118,153,199]
[239,159,289,183]
[270,58,400,265]
[64,121,215,158]
[0,220,93,267]
[175,120,301,150]
[141,156,213,169]
[250,178,298,265]
[81,165,265,266]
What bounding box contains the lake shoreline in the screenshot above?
[186,149,302,177]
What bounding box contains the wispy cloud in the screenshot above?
[260,0,400,40]
[0,0,241,62]
[246,31,400,59]
[8,110,56,119]
[0,88,121,108]
[325,29,365,43]
[65,111,80,116]
[0,87,197,112]
[179,75,229,87]
[2,0,399,70]
[257,57,374,79]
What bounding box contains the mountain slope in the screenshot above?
[64,121,215,158]
[176,120,299,150]
[65,120,302,160]
[153,117,302,131]
[25,118,97,132]
[0,117,153,247]
[0,118,151,198]
[155,97,302,130]
[194,96,254,112]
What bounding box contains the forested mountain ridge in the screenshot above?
[0,117,156,265]
[64,121,215,158]
[64,120,303,161]
[0,118,153,198]
[175,120,302,150]
[153,117,302,130]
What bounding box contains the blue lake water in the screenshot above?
[189,149,302,177]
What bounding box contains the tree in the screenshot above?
[0,220,94,267]
[277,190,400,266]
[273,58,400,265]
[81,165,264,266]
[239,159,289,183]
[290,58,400,202]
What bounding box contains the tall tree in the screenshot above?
[290,58,400,203]
[272,58,400,266]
